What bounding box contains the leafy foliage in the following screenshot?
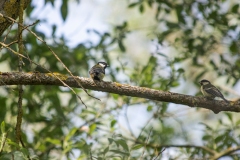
[0,0,240,159]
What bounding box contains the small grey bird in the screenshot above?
[89,62,109,81]
[199,79,229,103]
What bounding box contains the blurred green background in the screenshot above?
[0,0,240,159]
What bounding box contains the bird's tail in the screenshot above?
[222,97,229,103]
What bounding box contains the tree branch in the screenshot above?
[212,146,240,160]
[15,0,24,146]
[0,72,239,113]
[131,139,217,157]
[126,136,217,157]
[153,144,216,155]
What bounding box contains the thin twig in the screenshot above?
[125,135,217,156]
[138,106,161,138]
[140,127,153,160]
[0,131,8,153]
[153,148,166,160]
[17,20,40,38]
[124,104,136,138]
[0,23,14,51]
[6,40,19,47]
[138,143,216,156]
[89,148,93,160]
[24,20,40,30]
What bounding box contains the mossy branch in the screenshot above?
[0,0,30,36]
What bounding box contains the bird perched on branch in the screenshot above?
[199,79,229,103]
[89,62,109,81]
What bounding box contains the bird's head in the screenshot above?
[97,62,109,69]
[199,79,211,86]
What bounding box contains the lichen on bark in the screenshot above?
[0,0,31,36]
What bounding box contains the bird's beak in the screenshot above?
[198,82,201,84]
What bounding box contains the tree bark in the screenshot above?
[0,72,239,114]
[0,0,31,36]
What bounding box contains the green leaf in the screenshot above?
[60,0,68,21]
[89,124,96,134]
[7,141,20,148]
[160,104,168,114]
[110,120,117,128]
[202,135,212,141]
[114,134,123,137]
[49,0,54,6]
[1,121,5,133]
[139,4,144,13]
[225,113,233,123]
[46,138,61,145]
[171,81,179,87]
[109,149,130,156]
[65,127,78,142]
[52,25,57,36]
[103,146,109,155]
[236,119,240,126]
[128,2,139,8]
[108,138,114,145]
[157,52,168,58]
[215,135,224,144]
[230,41,238,53]
[232,4,239,13]
[0,153,14,160]
[131,144,143,150]
[116,139,129,151]
[196,70,207,81]
[166,22,179,28]
[199,122,213,131]
[176,5,185,24]
[30,155,39,160]
[147,105,153,112]
[122,21,128,28]
[112,94,119,100]
[82,110,97,115]
[210,60,217,70]
[13,151,25,160]
[118,40,126,52]
[177,68,185,73]
[20,148,30,157]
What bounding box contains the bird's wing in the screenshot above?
[204,85,224,98]
[89,65,105,74]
